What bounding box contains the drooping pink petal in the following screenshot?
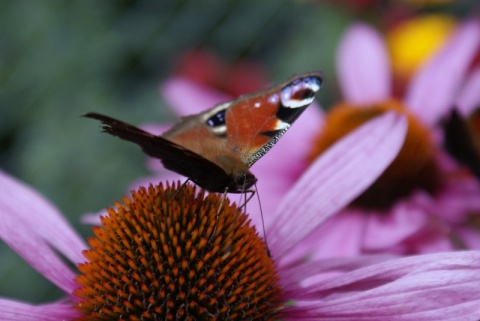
[268,112,408,257]
[405,20,480,126]
[284,251,480,320]
[0,202,78,294]
[456,66,480,116]
[160,77,231,115]
[0,170,87,264]
[337,23,391,104]
[0,299,80,321]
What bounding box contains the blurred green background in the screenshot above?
[0,0,476,305]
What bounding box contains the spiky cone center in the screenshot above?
[74,182,283,321]
[308,100,442,210]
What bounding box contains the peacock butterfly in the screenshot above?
[85,71,323,194]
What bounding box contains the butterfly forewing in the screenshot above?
[224,72,323,167]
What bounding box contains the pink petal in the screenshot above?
[268,112,408,257]
[337,23,391,104]
[434,170,480,224]
[285,251,480,320]
[456,66,480,116]
[455,226,480,249]
[306,213,365,258]
[363,198,430,250]
[412,234,455,253]
[0,202,78,294]
[0,170,87,264]
[0,299,79,320]
[280,254,397,289]
[281,211,366,264]
[405,20,480,126]
[160,77,231,115]
[293,251,480,296]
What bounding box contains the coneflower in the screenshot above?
[2,112,480,320]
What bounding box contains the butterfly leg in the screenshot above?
[211,187,229,248]
[239,189,256,208]
[242,189,271,257]
[172,178,192,199]
[225,190,254,255]
[252,187,271,257]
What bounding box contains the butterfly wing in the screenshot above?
[224,72,323,167]
[85,72,321,192]
[84,113,232,192]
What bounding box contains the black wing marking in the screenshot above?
[84,112,230,191]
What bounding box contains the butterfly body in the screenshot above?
[85,71,323,193]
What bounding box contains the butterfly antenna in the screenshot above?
[254,182,270,257]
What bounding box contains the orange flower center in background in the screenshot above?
[308,100,442,210]
[74,183,283,321]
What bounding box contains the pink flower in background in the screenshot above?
[299,20,480,259]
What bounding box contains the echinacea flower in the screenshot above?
[5,112,478,320]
